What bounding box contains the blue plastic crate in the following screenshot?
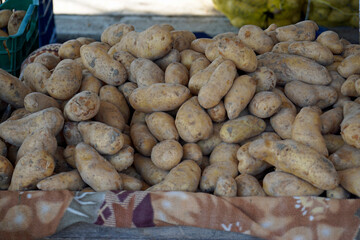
[38,0,56,46]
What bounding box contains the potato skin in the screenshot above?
[23,63,51,93]
[81,44,127,86]
[341,101,360,149]
[0,69,31,108]
[0,9,12,28]
[63,122,83,146]
[165,62,189,86]
[288,41,334,66]
[145,112,179,141]
[95,101,125,131]
[0,107,64,146]
[316,31,343,55]
[263,171,324,197]
[249,91,282,118]
[189,57,210,78]
[191,38,214,53]
[220,115,266,143]
[37,170,86,191]
[238,25,274,54]
[249,139,339,190]
[99,85,130,123]
[24,92,60,113]
[59,39,82,59]
[75,143,122,191]
[9,150,55,191]
[324,134,345,154]
[171,30,196,52]
[338,167,360,197]
[133,153,168,186]
[130,58,165,87]
[104,145,134,172]
[113,51,136,82]
[101,23,134,46]
[337,53,360,78]
[151,140,183,171]
[130,123,157,157]
[235,174,266,197]
[321,107,343,134]
[46,59,83,100]
[80,72,103,94]
[207,101,226,123]
[175,97,213,143]
[329,144,360,171]
[129,83,191,113]
[214,176,237,197]
[237,142,271,176]
[78,121,124,155]
[275,20,318,42]
[7,10,26,35]
[197,123,223,156]
[155,49,181,71]
[249,67,277,93]
[0,156,13,190]
[64,91,100,122]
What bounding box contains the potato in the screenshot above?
[0,107,64,146]
[342,44,360,58]
[118,82,137,102]
[292,106,328,156]
[180,49,206,69]
[237,142,271,176]
[64,145,76,168]
[155,49,181,71]
[338,53,360,78]
[338,167,360,197]
[159,23,174,31]
[23,63,51,93]
[321,107,343,134]
[198,60,236,109]
[151,140,183,170]
[75,143,122,191]
[119,25,172,60]
[182,143,202,164]
[249,91,282,118]
[0,69,31,108]
[63,122,83,146]
[238,25,274,54]
[204,40,220,62]
[327,56,344,71]
[59,39,82,59]
[220,115,266,143]
[80,72,103,94]
[88,41,111,52]
[165,62,189,86]
[207,101,226,123]
[257,52,332,85]
[78,121,124,155]
[188,57,224,95]
[133,153,168,186]
[263,171,324,197]
[130,58,165,87]
[46,59,82,100]
[95,101,125,131]
[329,144,360,171]
[9,150,55,191]
[129,83,190,113]
[145,112,178,141]
[316,31,344,55]
[249,139,339,190]
[189,57,210,78]
[101,23,134,46]
[197,123,223,156]
[175,97,213,143]
[324,134,345,154]
[118,173,143,191]
[275,20,318,42]
[235,174,266,197]
[99,85,130,123]
[0,156,13,190]
[250,67,277,93]
[7,10,26,35]
[171,30,196,52]
[213,32,238,40]
[0,9,12,28]
[341,74,360,97]
[76,37,95,45]
[130,111,147,126]
[147,160,201,192]
[80,44,127,86]
[8,108,30,121]
[23,92,60,113]
[112,51,136,83]
[53,146,72,173]
[104,145,134,172]
[271,41,291,54]
[0,139,6,157]
[130,123,157,157]
[214,176,237,197]
[340,101,360,149]
[64,91,100,122]
[37,170,86,191]
[190,38,214,53]
[326,186,350,199]
[284,80,337,109]
[218,38,257,73]
[288,41,334,66]
[16,127,57,162]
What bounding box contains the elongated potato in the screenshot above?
[337,53,360,78]
[64,91,100,122]
[257,52,332,85]
[175,97,213,143]
[207,101,226,123]
[81,44,127,86]
[329,144,360,171]
[341,74,360,97]
[101,23,134,46]
[249,91,282,118]
[197,123,223,155]
[37,170,86,191]
[321,107,343,134]
[0,156,13,190]
[214,176,237,197]
[113,51,136,82]
[133,154,168,186]
[59,39,82,59]
[263,171,324,196]
[23,63,51,93]
[165,62,189,86]
[171,30,196,52]
[95,101,125,131]
[7,10,26,35]
[118,82,137,102]
[292,106,328,156]
[338,167,360,197]
[271,41,291,54]
[155,49,181,71]
[191,38,214,53]
[9,150,55,191]
[0,107,64,146]
[24,92,60,113]
[0,69,31,108]
[104,145,134,172]
[209,142,239,165]
[275,20,318,42]
[340,101,360,149]
[147,160,201,192]
[324,134,345,154]
[129,83,191,113]
[248,139,339,190]
[151,140,183,170]
[0,9,12,28]
[288,41,334,66]
[130,58,164,87]
[238,25,274,54]
[316,31,343,55]
[145,112,179,141]
[130,123,157,157]
[237,142,271,176]
[80,72,103,94]
[99,85,130,123]
[235,174,266,197]
[75,143,122,191]
[189,57,210,78]
[220,115,266,143]
[198,60,236,109]
[180,49,206,70]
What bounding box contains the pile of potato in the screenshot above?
[0,9,26,37]
[0,20,360,199]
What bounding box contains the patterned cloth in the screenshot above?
[1,190,359,240]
